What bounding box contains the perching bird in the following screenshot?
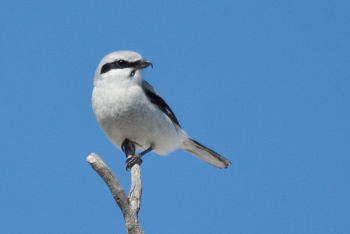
[92,51,231,169]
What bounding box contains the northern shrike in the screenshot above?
[92,51,231,169]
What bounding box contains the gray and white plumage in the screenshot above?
[92,50,231,168]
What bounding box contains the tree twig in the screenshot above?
[86,153,144,234]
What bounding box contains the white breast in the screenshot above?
[92,76,186,155]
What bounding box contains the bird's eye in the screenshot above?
[116,60,126,66]
[130,70,136,77]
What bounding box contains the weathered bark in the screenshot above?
[87,153,144,234]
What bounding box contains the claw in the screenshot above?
[126,154,143,170]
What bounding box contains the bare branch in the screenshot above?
[129,164,142,213]
[86,153,144,234]
[125,164,143,234]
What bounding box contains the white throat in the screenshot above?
[94,68,143,88]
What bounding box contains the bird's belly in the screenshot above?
[92,86,184,155]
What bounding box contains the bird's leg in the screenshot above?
[121,138,135,157]
[139,145,153,157]
[125,144,153,170]
[121,139,138,170]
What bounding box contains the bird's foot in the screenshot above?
[126,154,143,170]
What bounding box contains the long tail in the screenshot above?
[181,138,231,168]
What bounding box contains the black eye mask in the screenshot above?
[100,59,142,74]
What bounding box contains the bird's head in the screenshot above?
[94,50,152,85]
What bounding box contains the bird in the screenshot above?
[92,50,231,169]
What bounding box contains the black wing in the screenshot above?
[142,80,181,126]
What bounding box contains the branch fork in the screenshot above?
[87,152,144,234]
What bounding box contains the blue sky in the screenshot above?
[1,0,349,233]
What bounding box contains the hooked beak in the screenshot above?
[137,60,153,69]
